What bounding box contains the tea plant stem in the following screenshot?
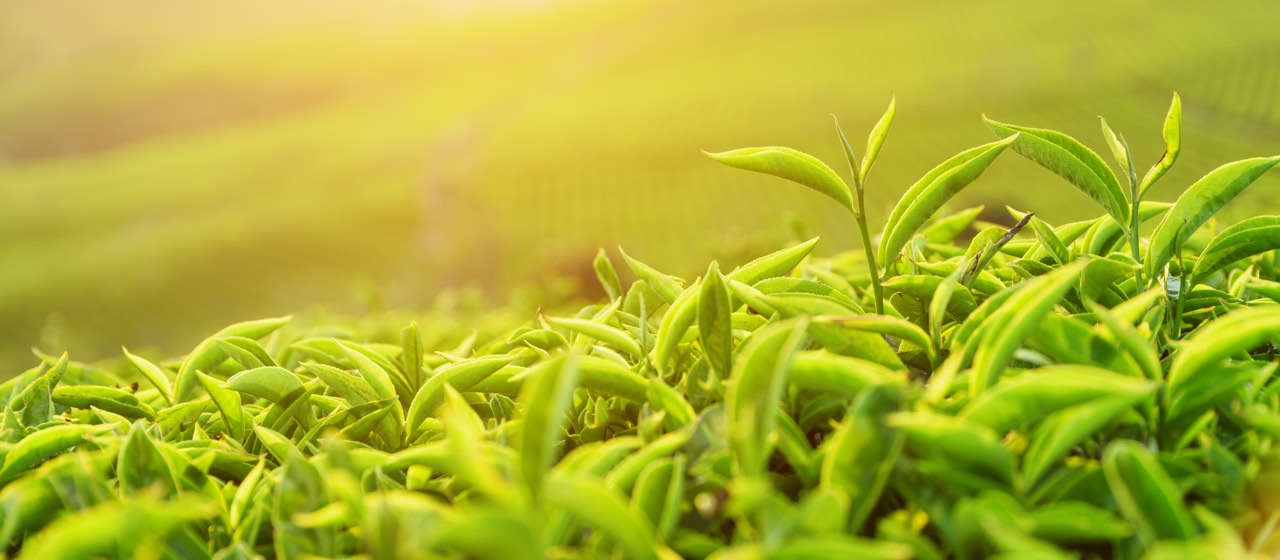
[853,185,885,315]
[1130,181,1144,286]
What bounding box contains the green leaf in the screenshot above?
[9,352,68,428]
[705,146,853,211]
[117,421,177,496]
[51,385,155,420]
[1190,215,1280,285]
[224,366,304,402]
[985,117,1128,227]
[1026,214,1070,265]
[770,536,913,560]
[1100,117,1136,187]
[1029,501,1131,544]
[123,348,173,406]
[273,451,337,559]
[729,236,821,284]
[175,316,290,402]
[17,499,215,559]
[546,316,643,361]
[1021,394,1152,487]
[577,356,650,403]
[879,136,1017,267]
[619,247,684,305]
[400,322,425,391]
[0,474,61,546]
[821,385,902,533]
[888,411,1014,486]
[519,355,580,504]
[0,424,114,483]
[789,351,903,398]
[861,95,897,184]
[339,341,399,402]
[726,319,809,477]
[630,454,686,539]
[215,336,274,369]
[881,275,977,319]
[594,248,624,301]
[923,205,985,244]
[605,428,692,493]
[254,424,301,465]
[1101,440,1196,546]
[653,278,703,374]
[1166,305,1280,397]
[547,472,667,560]
[1145,156,1280,281]
[230,458,268,532]
[959,365,1155,433]
[405,355,515,438]
[196,371,245,441]
[435,509,539,560]
[699,261,734,378]
[1139,92,1182,196]
[968,261,1085,396]
[812,315,935,364]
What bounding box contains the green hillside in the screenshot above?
[2,0,1279,373]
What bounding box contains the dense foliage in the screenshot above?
[3,97,1280,559]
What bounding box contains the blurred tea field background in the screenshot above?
[2,0,1279,374]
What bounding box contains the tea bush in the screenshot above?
[3,96,1280,559]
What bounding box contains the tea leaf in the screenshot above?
[1139,92,1182,196]
[405,355,515,438]
[619,247,685,305]
[17,499,215,559]
[730,236,821,284]
[888,411,1014,486]
[547,316,643,361]
[699,261,734,378]
[0,424,114,483]
[727,318,809,477]
[1100,117,1136,187]
[51,385,155,420]
[1167,306,1280,397]
[653,278,702,374]
[959,365,1154,433]
[519,355,580,503]
[123,348,174,406]
[196,371,245,441]
[923,205,985,244]
[985,117,1128,227]
[879,136,1017,267]
[860,95,897,184]
[400,322,425,391]
[705,146,853,211]
[1102,440,1196,546]
[1190,215,1280,285]
[176,316,290,402]
[969,261,1085,396]
[1145,156,1280,282]
[595,248,624,301]
[224,366,304,402]
[548,472,666,560]
[1022,394,1152,487]
[813,315,935,364]
[1030,501,1131,543]
[771,536,913,560]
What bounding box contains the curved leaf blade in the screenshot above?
[985,117,1128,227]
[705,146,853,211]
[879,135,1017,267]
[1145,156,1280,281]
[1189,215,1280,285]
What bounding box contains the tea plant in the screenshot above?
[3,96,1280,559]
